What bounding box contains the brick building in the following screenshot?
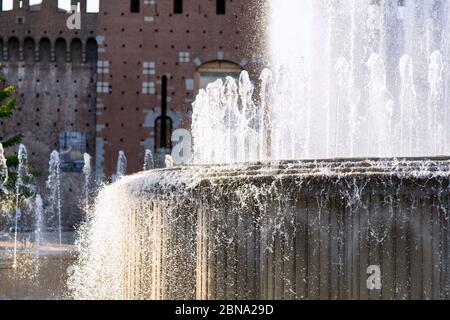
[0,0,265,226]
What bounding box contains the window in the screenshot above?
[178,52,190,63]
[174,0,182,14]
[59,132,86,172]
[97,82,110,93]
[185,79,194,91]
[97,61,110,74]
[217,0,225,15]
[142,82,155,94]
[143,61,155,75]
[16,16,25,24]
[131,0,140,13]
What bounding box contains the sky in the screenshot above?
[2,0,99,12]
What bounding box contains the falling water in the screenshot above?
[399,54,417,156]
[165,155,174,168]
[33,194,44,277]
[13,144,30,268]
[143,149,154,171]
[69,0,450,300]
[47,151,62,246]
[34,194,44,247]
[192,0,450,165]
[0,143,8,193]
[82,153,92,214]
[428,50,445,155]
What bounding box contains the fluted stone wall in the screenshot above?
[119,159,450,300]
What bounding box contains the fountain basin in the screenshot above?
[71,158,450,300]
[0,231,77,300]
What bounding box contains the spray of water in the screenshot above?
[143,149,154,171]
[82,153,92,215]
[47,151,62,246]
[68,0,450,300]
[33,194,44,277]
[13,144,31,269]
[0,143,8,218]
[34,194,44,246]
[0,143,8,189]
[114,151,127,182]
[192,0,450,165]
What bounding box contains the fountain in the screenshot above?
[1,146,75,299]
[114,151,127,182]
[68,0,450,300]
[0,143,9,227]
[143,149,155,171]
[0,143,7,192]
[33,194,44,278]
[13,144,33,269]
[34,195,44,248]
[47,151,62,246]
[82,153,92,215]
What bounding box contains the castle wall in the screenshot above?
[95,0,265,176]
[0,0,266,227]
[0,1,99,227]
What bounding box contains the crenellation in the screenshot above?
[0,1,100,226]
[0,1,103,13]
[0,0,266,226]
[0,36,97,64]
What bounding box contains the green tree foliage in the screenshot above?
[0,63,32,220]
[1,63,23,169]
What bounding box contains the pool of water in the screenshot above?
[0,231,77,300]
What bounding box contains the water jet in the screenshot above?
[69,0,450,300]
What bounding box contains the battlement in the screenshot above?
[0,1,100,13]
[0,0,265,178]
[0,2,99,50]
[0,0,263,229]
[0,36,97,64]
[0,1,99,64]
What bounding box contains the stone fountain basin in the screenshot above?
[103,158,450,300]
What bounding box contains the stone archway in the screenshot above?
[195,60,243,94]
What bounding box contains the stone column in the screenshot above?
[66,47,71,63]
[18,43,24,61]
[3,46,8,61]
[34,47,39,62]
[50,44,56,62]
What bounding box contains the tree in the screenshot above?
[0,63,23,170]
[0,63,28,222]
